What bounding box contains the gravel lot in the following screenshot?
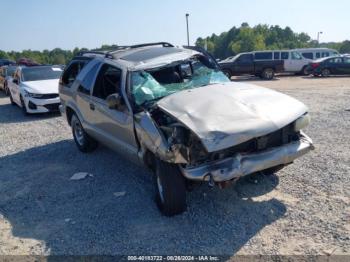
[0,75,349,257]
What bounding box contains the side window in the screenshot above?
[239,54,253,62]
[329,58,342,63]
[254,52,273,60]
[92,64,122,100]
[322,52,330,57]
[78,63,101,95]
[273,52,280,60]
[302,53,313,59]
[291,52,302,60]
[344,58,350,64]
[281,52,289,60]
[316,52,321,59]
[61,61,86,87]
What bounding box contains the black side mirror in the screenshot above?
[13,79,18,84]
[106,94,122,110]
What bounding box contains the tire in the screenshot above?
[20,95,29,115]
[222,69,232,79]
[71,114,98,153]
[262,68,275,80]
[301,66,309,76]
[9,92,16,105]
[4,83,9,96]
[155,159,187,216]
[321,68,330,77]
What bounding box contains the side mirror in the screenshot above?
[13,79,18,84]
[106,94,122,110]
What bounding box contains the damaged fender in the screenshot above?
[134,111,188,164]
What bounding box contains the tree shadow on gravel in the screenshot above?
[0,140,286,256]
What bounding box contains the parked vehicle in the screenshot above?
[0,65,17,96]
[16,58,40,67]
[0,59,15,67]
[309,56,350,77]
[296,48,339,60]
[59,42,314,216]
[8,66,63,114]
[219,52,284,79]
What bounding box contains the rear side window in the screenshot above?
[302,53,313,59]
[328,58,342,63]
[316,53,321,58]
[78,63,101,95]
[322,52,330,57]
[273,52,280,60]
[281,52,289,60]
[254,52,272,60]
[92,64,122,100]
[61,61,87,87]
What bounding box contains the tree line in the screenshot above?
[1,23,350,64]
[195,23,350,59]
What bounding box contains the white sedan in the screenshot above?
[8,66,63,114]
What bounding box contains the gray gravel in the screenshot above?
[0,76,349,256]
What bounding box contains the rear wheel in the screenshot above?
[321,68,330,77]
[302,66,309,76]
[262,68,275,80]
[71,114,98,152]
[155,159,187,216]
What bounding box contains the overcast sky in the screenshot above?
[1,0,349,51]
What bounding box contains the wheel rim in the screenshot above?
[323,69,330,77]
[265,69,273,79]
[303,68,309,75]
[73,121,85,146]
[157,176,165,204]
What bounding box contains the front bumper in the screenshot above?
[180,132,314,182]
[24,96,61,113]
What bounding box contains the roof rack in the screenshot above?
[77,50,114,59]
[129,42,174,49]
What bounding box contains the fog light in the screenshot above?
[28,101,37,110]
[294,113,310,131]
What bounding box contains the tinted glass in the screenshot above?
[281,52,289,60]
[254,52,273,60]
[274,52,280,60]
[328,58,342,63]
[93,64,122,100]
[239,54,253,62]
[344,58,350,64]
[316,53,321,58]
[302,53,313,59]
[62,61,87,87]
[79,63,101,94]
[322,52,329,57]
[22,67,63,82]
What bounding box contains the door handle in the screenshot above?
[89,103,95,111]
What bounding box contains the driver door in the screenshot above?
[88,63,139,158]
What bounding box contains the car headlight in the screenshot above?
[294,113,310,131]
[24,90,43,98]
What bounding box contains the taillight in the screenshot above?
[311,63,320,69]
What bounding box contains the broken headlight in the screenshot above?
[294,113,310,132]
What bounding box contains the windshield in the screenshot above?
[131,58,230,106]
[22,66,63,82]
[6,67,16,77]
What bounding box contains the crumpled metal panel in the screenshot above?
[134,112,188,164]
[180,132,314,182]
[157,82,308,152]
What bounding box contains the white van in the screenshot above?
[268,50,311,75]
[295,48,339,60]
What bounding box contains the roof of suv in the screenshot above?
[77,43,200,70]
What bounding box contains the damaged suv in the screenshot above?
[59,42,314,216]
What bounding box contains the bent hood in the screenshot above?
[22,79,59,94]
[157,82,308,152]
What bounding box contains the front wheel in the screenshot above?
[155,160,187,216]
[302,66,310,76]
[321,68,330,77]
[262,68,275,80]
[71,114,98,153]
